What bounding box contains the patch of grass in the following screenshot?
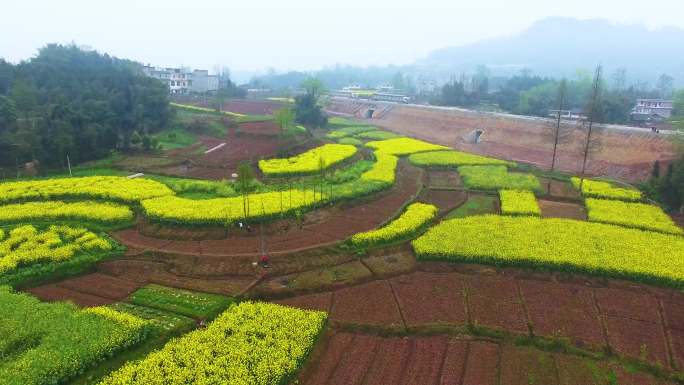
[445,194,497,219]
[109,303,195,333]
[128,284,233,319]
[337,137,363,146]
[153,127,197,150]
[328,116,360,127]
[235,114,274,123]
[355,130,400,140]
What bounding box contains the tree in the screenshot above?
[472,65,490,98]
[274,107,295,130]
[236,163,255,221]
[611,68,626,91]
[130,131,142,147]
[579,65,604,191]
[656,74,675,99]
[673,89,684,117]
[294,77,327,127]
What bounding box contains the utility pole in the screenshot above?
[550,80,567,173]
[579,65,603,192]
[66,154,73,177]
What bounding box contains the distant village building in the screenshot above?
[630,99,673,124]
[142,66,218,94]
[548,108,586,121]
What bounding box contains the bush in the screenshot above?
[98,302,327,385]
[458,165,542,192]
[0,286,149,385]
[409,150,513,168]
[571,177,642,202]
[365,137,448,156]
[499,190,541,216]
[351,203,438,247]
[585,198,682,235]
[258,144,357,177]
[413,215,684,287]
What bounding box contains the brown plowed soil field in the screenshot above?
[298,332,675,385]
[418,188,467,214]
[237,120,281,135]
[146,128,314,179]
[538,199,587,220]
[275,264,684,370]
[113,161,422,257]
[219,99,285,115]
[327,100,676,181]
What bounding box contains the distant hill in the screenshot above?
[416,17,684,86]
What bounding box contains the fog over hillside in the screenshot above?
[417,17,684,85]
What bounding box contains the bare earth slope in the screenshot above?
[327,98,676,181]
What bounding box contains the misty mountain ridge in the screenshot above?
[416,17,684,86]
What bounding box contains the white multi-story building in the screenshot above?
[631,99,674,122]
[142,66,219,94]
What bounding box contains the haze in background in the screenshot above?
[2,0,684,82]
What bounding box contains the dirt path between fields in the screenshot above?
[112,161,424,258]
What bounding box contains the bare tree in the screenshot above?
[579,65,604,191]
[611,68,626,91]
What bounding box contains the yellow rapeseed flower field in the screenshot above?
[0,201,133,224]
[259,144,357,177]
[98,302,327,385]
[571,177,642,201]
[585,198,682,235]
[413,215,684,286]
[365,137,448,155]
[0,225,111,274]
[0,176,174,204]
[409,150,513,167]
[351,202,438,246]
[499,190,541,216]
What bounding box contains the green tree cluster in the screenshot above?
[294,78,327,128]
[0,44,171,170]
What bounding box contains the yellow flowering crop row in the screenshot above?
[409,150,514,168]
[0,225,112,275]
[170,102,246,117]
[0,201,133,224]
[365,137,448,156]
[141,189,322,225]
[258,144,357,177]
[0,176,174,204]
[360,152,398,184]
[351,202,438,247]
[458,165,542,192]
[499,190,541,216]
[571,177,642,202]
[413,215,684,286]
[0,286,149,385]
[585,198,682,235]
[98,302,327,385]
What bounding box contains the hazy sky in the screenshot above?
[2,0,683,77]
